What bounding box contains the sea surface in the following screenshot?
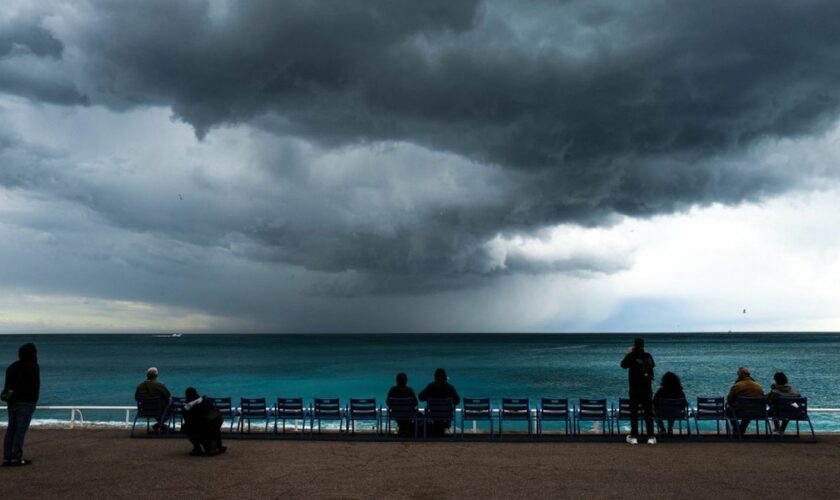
[1,333,838,429]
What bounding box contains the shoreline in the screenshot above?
[2,429,839,499]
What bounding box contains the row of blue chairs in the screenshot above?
[132,395,815,441]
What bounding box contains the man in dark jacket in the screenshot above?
[182,387,225,456]
[418,368,460,436]
[621,338,656,445]
[3,343,40,466]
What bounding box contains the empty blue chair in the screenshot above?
[499,398,532,438]
[207,397,236,432]
[168,396,186,432]
[732,396,772,439]
[537,398,570,437]
[274,397,307,435]
[460,398,493,438]
[131,397,170,437]
[423,398,456,439]
[347,398,380,435]
[311,398,343,434]
[772,397,815,442]
[693,397,730,438]
[654,398,691,436]
[612,398,652,437]
[238,397,270,432]
[385,397,419,438]
[575,399,610,437]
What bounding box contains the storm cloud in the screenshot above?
[2,0,840,331]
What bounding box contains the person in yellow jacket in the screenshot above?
[726,367,764,436]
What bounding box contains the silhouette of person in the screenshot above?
[418,368,460,436]
[182,387,226,456]
[2,343,39,466]
[387,372,418,437]
[134,367,171,432]
[766,371,800,435]
[621,337,656,444]
[653,371,686,436]
[726,367,764,436]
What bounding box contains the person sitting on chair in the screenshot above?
[653,371,686,436]
[726,367,764,436]
[418,368,460,436]
[134,367,171,432]
[766,371,801,435]
[387,372,418,437]
[182,387,226,456]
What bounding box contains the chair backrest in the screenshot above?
[616,397,637,420]
[168,396,185,416]
[387,397,418,420]
[276,397,305,419]
[240,397,268,418]
[578,399,607,420]
[695,397,726,420]
[655,398,688,419]
[207,397,233,418]
[314,398,342,418]
[136,397,165,418]
[773,397,809,420]
[735,397,768,419]
[540,398,569,417]
[424,398,455,420]
[501,398,530,419]
[349,398,378,419]
[462,398,492,419]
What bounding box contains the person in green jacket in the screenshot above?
[134,367,171,432]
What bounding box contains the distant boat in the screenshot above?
[171,333,182,338]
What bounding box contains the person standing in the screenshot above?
[621,337,656,445]
[2,343,40,466]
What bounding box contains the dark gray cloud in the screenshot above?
[48,0,840,216]
[3,0,840,303]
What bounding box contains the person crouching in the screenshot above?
[182,387,226,456]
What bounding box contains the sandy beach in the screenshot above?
[1,429,838,499]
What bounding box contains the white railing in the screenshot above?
[1,406,839,430]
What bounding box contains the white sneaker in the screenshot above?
[647,436,657,445]
[626,435,638,445]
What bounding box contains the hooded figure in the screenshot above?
[181,387,225,456]
[3,343,40,466]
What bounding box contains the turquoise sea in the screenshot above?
[1,333,838,429]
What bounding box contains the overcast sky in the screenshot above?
[2,0,840,333]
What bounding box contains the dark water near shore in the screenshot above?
[1,333,838,428]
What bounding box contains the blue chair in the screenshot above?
[732,396,772,439]
[612,398,652,437]
[693,397,730,438]
[498,398,532,438]
[311,398,344,434]
[575,399,610,437]
[238,397,270,432]
[274,397,307,435]
[772,397,815,442]
[654,398,691,436]
[131,397,170,437]
[207,397,236,432]
[537,398,571,437]
[167,396,186,432]
[423,398,456,439]
[460,398,493,438]
[385,397,419,438]
[347,398,380,435]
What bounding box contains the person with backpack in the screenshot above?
[621,337,656,445]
